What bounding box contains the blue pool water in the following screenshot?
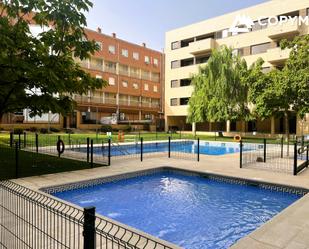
[54,172,300,249]
[79,141,244,156]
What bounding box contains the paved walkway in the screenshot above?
[13,153,309,249]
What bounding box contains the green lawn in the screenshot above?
[0,145,102,180]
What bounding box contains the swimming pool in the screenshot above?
[53,170,301,249]
[77,141,245,156]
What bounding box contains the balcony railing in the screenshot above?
[119,70,129,76]
[104,66,116,74]
[89,63,103,71]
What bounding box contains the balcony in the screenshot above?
[189,38,216,55]
[268,19,300,40]
[266,47,291,65]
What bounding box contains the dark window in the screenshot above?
[252,19,268,31]
[171,80,179,88]
[170,98,178,106]
[196,55,210,64]
[180,79,191,87]
[250,42,271,55]
[181,58,194,67]
[196,33,215,41]
[181,38,194,48]
[180,97,190,106]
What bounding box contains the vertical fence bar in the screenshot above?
[15,142,19,178]
[197,138,200,162]
[293,142,297,176]
[140,138,143,162]
[87,137,90,163]
[90,139,93,168]
[83,207,96,249]
[10,131,13,147]
[263,139,266,163]
[281,137,284,158]
[35,133,39,153]
[306,144,309,168]
[23,132,26,148]
[108,139,111,166]
[168,136,171,158]
[18,133,21,149]
[240,140,243,168]
[58,135,61,157]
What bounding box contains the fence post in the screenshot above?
[18,133,21,149]
[35,133,39,153]
[197,138,200,162]
[87,138,90,163]
[281,137,284,158]
[83,207,96,249]
[23,132,26,148]
[90,139,93,168]
[140,137,143,162]
[10,132,13,147]
[168,136,171,158]
[240,140,243,168]
[108,139,111,166]
[293,142,297,176]
[263,139,267,163]
[306,144,309,168]
[58,135,61,157]
[15,142,19,178]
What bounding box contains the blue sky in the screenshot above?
[85,0,268,51]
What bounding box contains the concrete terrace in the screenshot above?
[13,153,309,249]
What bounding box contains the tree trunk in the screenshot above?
[285,111,290,156]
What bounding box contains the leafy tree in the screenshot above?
[0,0,107,122]
[187,46,263,127]
[249,35,309,139]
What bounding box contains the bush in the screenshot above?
[40,128,48,134]
[122,125,132,132]
[100,125,112,133]
[50,127,60,133]
[13,128,24,134]
[28,127,38,132]
[65,128,74,134]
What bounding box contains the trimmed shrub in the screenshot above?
[13,128,24,134]
[40,128,48,134]
[50,127,60,133]
[28,127,38,132]
[100,125,112,133]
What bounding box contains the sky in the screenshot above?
[85,0,268,51]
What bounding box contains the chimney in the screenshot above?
[112,33,116,38]
[142,43,146,47]
[97,27,102,33]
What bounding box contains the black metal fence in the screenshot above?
[240,137,309,175]
[0,181,173,249]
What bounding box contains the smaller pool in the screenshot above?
[75,141,247,156]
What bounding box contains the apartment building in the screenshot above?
[68,28,164,130]
[165,0,309,135]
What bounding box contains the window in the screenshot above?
[181,38,194,48]
[144,84,149,91]
[170,98,178,106]
[180,79,191,87]
[181,58,194,67]
[153,85,158,92]
[108,45,115,54]
[153,58,158,66]
[171,60,180,69]
[121,49,128,57]
[108,77,115,85]
[250,42,271,55]
[122,81,128,87]
[133,52,139,60]
[171,80,178,88]
[180,97,190,106]
[145,56,150,64]
[145,114,152,120]
[171,41,180,50]
[196,56,210,64]
[95,41,102,51]
[233,48,245,57]
[133,83,139,89]
[215,29,230,39]
[252,19,268,31]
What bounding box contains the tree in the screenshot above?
[0,0,107,122]
[187,46,263,127]
[249,35,309,139]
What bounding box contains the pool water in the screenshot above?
[81,141,244,156]
[54,172,300,249]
